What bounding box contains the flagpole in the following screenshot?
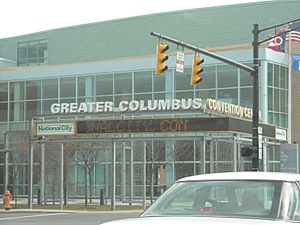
[288,31,292,144]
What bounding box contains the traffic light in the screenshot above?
[155,42,169,75]
[191,55,204,86]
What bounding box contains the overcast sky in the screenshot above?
[0,0,270,39]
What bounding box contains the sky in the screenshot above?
[0,0,271,39]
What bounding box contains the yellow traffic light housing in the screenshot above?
[191,56,204,86]
[155,43,169,75]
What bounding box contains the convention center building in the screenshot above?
[0,0,299,204]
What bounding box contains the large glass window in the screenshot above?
[28,41,38,65]
[10,82,24,101]
[17,39,48,66]
[38,39,48,65]
[0,103,8,121]
[26,100,41,119]
[267,63,288,127]
[42,79,58,99]
[10,102,24,121]
[134,71,152,93]
[240,65,252,86]
[274,65,280,88]
[154,72,165,92]
[78,76,94,97]
[96,74,113,96]
[217,65,238,88]
[268,63,273,86]
[42,99,58,114]
[114,73,132,94]
[176,91,193,99]
[26,80,41,100]
[175,68,192,91]
[195,90,216,99]
[240,87,252,107]
[60,77,76,98]
[197,66,216,89]
[0,82,8,102]
[218,88,238,104]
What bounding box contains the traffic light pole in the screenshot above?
[150,32,254,74]
[252,24,260,171]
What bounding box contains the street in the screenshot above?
[0,210,141,225]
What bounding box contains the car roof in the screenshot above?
[177,172,300,182]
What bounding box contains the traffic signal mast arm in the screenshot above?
[150,32,255,74]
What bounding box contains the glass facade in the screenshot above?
[0,62,289,128]
[267,63,288,127]
[0,61,287,199]
[17,39,48,66]
[0,64,258,125]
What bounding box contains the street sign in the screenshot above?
[176,51,184,73]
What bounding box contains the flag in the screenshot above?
[267,24,289,53]
[286,21,300,42]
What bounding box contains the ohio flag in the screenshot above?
[267,21,300,53]
[267,24,289,52]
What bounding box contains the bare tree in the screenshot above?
[7,130,29,207]
[73,140,100,206]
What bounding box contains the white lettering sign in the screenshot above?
[50,98,203,114]
[205,98,253,120]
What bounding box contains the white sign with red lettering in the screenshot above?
[176,51,184,73]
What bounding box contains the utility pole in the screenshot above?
[252,23,260,171]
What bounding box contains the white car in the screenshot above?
[101,172,300,225]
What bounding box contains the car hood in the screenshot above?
[101,216,287,225]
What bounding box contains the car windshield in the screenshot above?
[142,180,282,219]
